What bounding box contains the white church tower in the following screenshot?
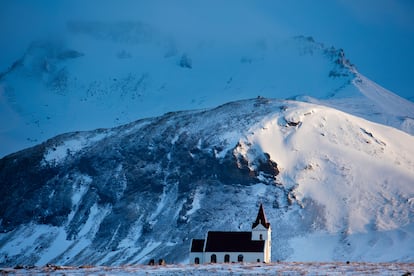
[251,203,271,263]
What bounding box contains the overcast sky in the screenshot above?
[0,0,413,100]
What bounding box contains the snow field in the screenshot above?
[239,102,414,261]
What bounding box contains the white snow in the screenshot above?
[1,99,414,265]
[289,222,414,262]
[186,188,202,217]
[43,139,84,164]
[83,100,414,263]
[233,102,414,261]
[0,202,112,266]
[1,262,413,275]
[288,233,338,261]
[42,131,110,165]
[0,0,413,268]
[0,224,52,260]
[71,174,92,207]
[38,203,111,265]
[354,74,414,118]
[35,226,71,265]
[117,214,144,250]
[1,19,413,158]
[150,185,173,221]
[130,241,162,264]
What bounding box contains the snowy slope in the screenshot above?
[0,98,413,266]
[1,19,413,158]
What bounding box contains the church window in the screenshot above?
[224,254,230,263]
[194,257,200,264]
[260,234,263,240]
[211,254,217,263]
[238,254,244,262]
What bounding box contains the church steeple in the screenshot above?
[252,203,270,229]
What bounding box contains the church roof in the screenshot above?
[190,239,205,252]
[204,231,265,253]
[252,204,270,229]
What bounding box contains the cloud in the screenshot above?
[60,0,291,43]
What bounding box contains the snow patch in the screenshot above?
[71,174,92,206]
[186,188,202,217]
[131,241,162,263]
[42,132,110,166]
[36,203,111,265]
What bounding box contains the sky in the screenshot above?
[261,0,414,101]
[0,0,413,100]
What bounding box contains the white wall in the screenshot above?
[252,225,271,262]
[203,252,264,264]
[189,252,204,264]
[252,224,269,240]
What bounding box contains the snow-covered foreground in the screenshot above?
[1,262,413,275]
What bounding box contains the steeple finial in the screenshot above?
[252,203,270,229]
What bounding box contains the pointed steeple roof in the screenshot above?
[252,203,270,229]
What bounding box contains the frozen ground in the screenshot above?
[1,262,413,275]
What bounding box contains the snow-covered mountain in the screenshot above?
[1,98,413,266]
[1,2,414,267]
[1,19,413,158]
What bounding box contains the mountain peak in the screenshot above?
[2,29,413,158]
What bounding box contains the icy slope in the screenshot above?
[1,22,413,158]
[0,98,413,266]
